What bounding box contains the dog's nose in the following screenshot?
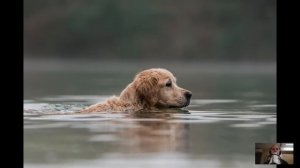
[185,91,192,100]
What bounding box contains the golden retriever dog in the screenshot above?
[80,68,192,112]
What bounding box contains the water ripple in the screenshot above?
[24,96,276,129]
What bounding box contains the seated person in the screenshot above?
[264,144,288,164]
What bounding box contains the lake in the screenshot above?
[24,59,276,168]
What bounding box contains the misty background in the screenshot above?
[24,0,276,62]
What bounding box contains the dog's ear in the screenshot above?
[135,76,159,106]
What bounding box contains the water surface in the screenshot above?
[24,60,276,168]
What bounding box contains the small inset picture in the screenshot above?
[255,143,293,165]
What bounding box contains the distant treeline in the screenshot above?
[24,0,276,61]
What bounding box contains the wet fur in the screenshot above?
[80,68,191,112]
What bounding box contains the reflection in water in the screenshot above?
[24,96,276,168]
[119,111,190,153]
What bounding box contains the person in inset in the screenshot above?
[264,144,288,164]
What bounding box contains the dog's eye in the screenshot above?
[166,81,172,87]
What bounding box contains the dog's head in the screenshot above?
[128,68,192,109]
